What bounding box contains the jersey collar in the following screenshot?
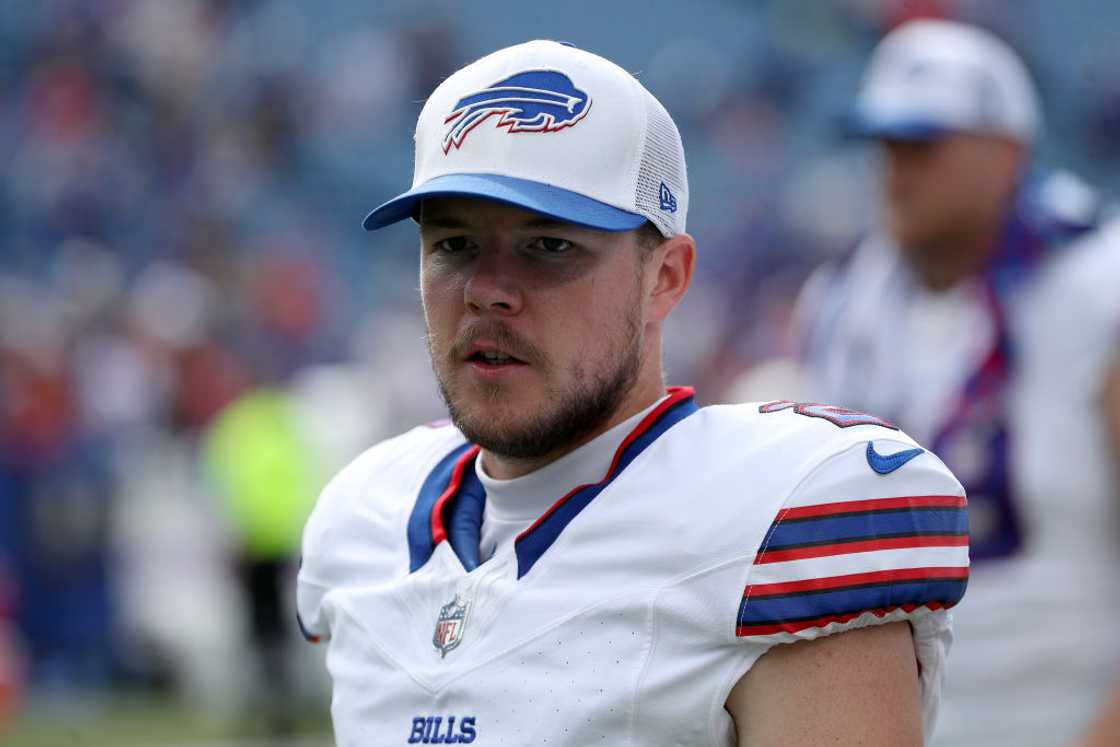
[406,386,699,578]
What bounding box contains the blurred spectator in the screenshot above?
[202,387,323,734]
[790,19,1120,746]
[0,270,119,692]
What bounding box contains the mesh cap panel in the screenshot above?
[634,91,688,237]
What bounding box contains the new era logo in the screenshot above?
[659,182,677,213]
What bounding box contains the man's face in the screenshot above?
[418,198,649,460]
[880,133,1019,257]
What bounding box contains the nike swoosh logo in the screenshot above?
[865,442,924,474]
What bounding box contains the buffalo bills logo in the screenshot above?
[442,70,591,154]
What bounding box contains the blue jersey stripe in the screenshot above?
[407,443,475,572]
[738,578,968,626]
[447,467,486,572]
[766,508,967,550]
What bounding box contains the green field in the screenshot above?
[3,695,333,747]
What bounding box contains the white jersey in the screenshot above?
[796,215,1120,746]
[298,388,968,746]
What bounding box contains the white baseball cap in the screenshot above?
[850,19,1040,143]
[362,40,688,237]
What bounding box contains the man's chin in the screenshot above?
[437,347,638,462]
[451,416,555,461]
[448,383,533,418]
[453,394,527,426]
[446,391,531,437]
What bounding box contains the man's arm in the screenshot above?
[727,621,923,747]
[1074,682,1120,747]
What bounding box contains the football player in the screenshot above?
[793,19,1120,747]
[298,40,969,746]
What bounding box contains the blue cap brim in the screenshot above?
[362,174,648,232]
[844,110,952,141]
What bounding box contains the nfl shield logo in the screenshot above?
[433,594,471,657]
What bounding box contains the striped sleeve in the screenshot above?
[736,440,969,643]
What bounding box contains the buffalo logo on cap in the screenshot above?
[442,70,592,154]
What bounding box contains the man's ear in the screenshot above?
[645,233,696,323]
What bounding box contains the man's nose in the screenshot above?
[463,251,524,315]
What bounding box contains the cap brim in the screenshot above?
[362,174,648,232]
[844,109,952,141]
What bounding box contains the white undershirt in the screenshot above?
[476,396,667,562]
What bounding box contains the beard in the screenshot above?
[428,312,643,461]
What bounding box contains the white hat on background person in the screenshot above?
[850,19,1041,144]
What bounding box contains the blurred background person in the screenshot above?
[2,0,1119,744]
[791,19,1120,747]
[202,384,324,736]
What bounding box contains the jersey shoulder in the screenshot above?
[301,421,466,562]
[655,400,961,566]
[1020,218,1120,370]
[296,421,467,640]
[709,398,924,468]
[1036,217,1120,317]
[710,401,968,644]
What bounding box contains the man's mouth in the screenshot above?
[468,350,526,366]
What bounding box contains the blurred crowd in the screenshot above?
[2,0,1119,734]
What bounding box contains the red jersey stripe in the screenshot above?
[780,495,967,521]
[430,445,481,546]
[743,566,970,598]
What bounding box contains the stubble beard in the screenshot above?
[428,311,644,461]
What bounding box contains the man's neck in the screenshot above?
[908,227,999,291]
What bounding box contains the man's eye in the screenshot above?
[530,237,573,254]
[435,236,473,253]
